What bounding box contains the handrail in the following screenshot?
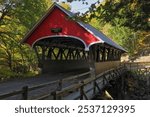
[63,71,91,82]
[29,80,59,91]
[0,90,23,99]
[0,66,126,100]
[123,62,150,64]
[123,62,150,70]
[0,71,91,99]
[51,66,126,100]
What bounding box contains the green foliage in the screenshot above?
[0,0,149,81]
[0,0,52,80]
[0,67,37,81]
[60,2,71,10]
[0,68,19,81]
[67,0,150,31]
[81,0,150,58]
[64,0,149,58]
[89,15,147,58]
[99,0,150,31]
[106,25,138,55]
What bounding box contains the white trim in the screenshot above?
[88,41,104,48]
[32,35,89,50]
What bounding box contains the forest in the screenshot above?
[0,0,149,80]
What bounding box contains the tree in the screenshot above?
[89,17,139,57]
[95,0,150,31]
[60,1,71,10]
[0,0,52,76]
[80,0,150,57]
[63,0,150,31]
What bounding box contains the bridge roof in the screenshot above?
[22,3,126,52]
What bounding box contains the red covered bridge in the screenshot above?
[0,3,129,100]
[22,3,126,75]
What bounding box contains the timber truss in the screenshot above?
[33,38,122,64]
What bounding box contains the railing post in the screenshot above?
[58,79,63,91]
[51,91,57,100]
[88,48,96,96]
[22,86,28,100]
[80,81,89,100]
[57,79,63,99]
[94,81,101,93]
[146,68,150,87]
[80,81,84,100]
[103,75,105,85]
[93,80,96,95]
[88,47,96,79]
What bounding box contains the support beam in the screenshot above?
[88,47,96,80]
[102,47,106,61]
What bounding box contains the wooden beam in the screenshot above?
[102,47,106,61]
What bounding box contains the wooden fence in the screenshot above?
[123,62,150,71]
[0,71,90,100]
[123,62,150,79]
[51,66,126,100]
[123,62,150,87]
[0,66,126,100]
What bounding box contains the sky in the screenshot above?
[54,0,103,13]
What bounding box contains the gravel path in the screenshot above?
[0,71,85,95]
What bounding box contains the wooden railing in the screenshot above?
[0,71,91,100]
[51,66,126,100]
[123,62,150,78]
[123,62,150,71]
[0,66,126,100]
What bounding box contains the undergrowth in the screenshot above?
[0,68,37,82]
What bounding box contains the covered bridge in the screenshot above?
[21,3,126,75]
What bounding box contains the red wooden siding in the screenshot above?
[24,7,102,47]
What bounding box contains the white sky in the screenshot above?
[54,0,103,13]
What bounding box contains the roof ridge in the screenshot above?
[53,2,75,17]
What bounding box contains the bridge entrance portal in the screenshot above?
[33,36,90,73]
